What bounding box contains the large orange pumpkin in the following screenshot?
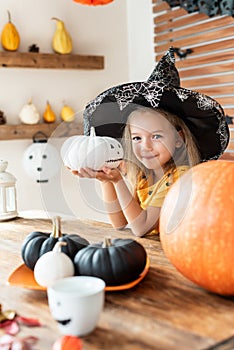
[159,160,234,295]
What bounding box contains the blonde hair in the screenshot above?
[122,106,201,189]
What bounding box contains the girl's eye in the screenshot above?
[153,134,162,140]
[132,136,141,141]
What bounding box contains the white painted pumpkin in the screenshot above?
[34,241,75,288]
[19,99,40,124]
[61,127,124,171]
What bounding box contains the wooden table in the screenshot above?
[0,217,234,350]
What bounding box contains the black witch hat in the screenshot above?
[83,47,229,161]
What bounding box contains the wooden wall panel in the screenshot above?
[153,0,234,157]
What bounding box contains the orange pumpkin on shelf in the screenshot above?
[43,101,56,123]
[159,160,234,296]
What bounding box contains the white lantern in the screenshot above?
[0,160,18,221]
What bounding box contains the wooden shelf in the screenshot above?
[0,51,104,70]
[0,121,83,140]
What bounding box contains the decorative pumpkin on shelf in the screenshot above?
[19,99,40,125]
[61,127,124,171]
[43,101,56,123]
[21,216,89,270]
[61,103,75,122]
[1,10,20,51]
[51,17,73,54]
[160,160,234,296]
[34,241,75,287]
[74,237,147,286]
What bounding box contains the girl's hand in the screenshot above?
[71,166,123,183]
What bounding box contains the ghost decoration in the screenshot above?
[61,127,124,171]
[23,132,61,183]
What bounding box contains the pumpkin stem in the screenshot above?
[90,127,96,137]
[7,10,11,23]
[51,216,62,238]
[53,241,67,253]
[102,236,112,248]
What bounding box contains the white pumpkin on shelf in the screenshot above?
[61,127,124,171]
[19,99,40,124]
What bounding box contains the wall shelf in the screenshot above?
[0,51,101,140]
[0,51,104,70]
[0,121,83,140]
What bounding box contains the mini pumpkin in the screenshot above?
[61,127,124,171]
[160,160,234,296]
[19,99,40,125]
[51,17,73,54]
[21,216,89,270]
[74,237,147,286]
[1,10,20,51]
[61,103,75,122]
[34,241,75,287]
[43,101,56,123]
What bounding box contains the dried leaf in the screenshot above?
[0,334,14,349]
[0,335,38,350]
[4,321,20,336]
[15,317,41,327]
[3,311,16,321]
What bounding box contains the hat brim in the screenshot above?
[159,88,229,161]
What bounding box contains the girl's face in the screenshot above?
[129,110,182,171]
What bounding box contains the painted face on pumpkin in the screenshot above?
[103,137,124,168]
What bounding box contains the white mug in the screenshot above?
[47,276,105,336]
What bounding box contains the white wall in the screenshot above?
[126,0,154,81]
[0,0,154,222]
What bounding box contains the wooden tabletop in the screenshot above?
[0,217,234,350]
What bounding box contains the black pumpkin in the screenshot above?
[21,216,89,270]
[73,237,147,286]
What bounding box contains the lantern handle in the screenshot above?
[32,131,48,143]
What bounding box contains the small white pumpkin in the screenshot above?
[34,241,75,288]
[19,99,40,124]
[61,127,124,171]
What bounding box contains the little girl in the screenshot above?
[74,106,200,236]
[70,47,229,236]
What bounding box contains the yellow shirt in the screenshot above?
[136,166,189,234]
